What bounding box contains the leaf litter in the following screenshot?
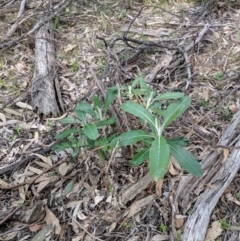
[0,0,240,240]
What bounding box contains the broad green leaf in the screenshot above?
[131,76,147,89]
[168,144,202,177]
[153,92,184,101]
[93,95,101,110]
[130,148,149,166]
[83,123,98,140]
[167,137,189,147]
[60,117,79,124]
[63,178,76,196]
[96,117,116,127]
[104,86,118,113]
[179,96,191,115]
[75,102,95,118]
[121,102,155,129]
[161,103,185,129]
[55,129,79,140]
[110,130,153,147]
[52,142,72,151]
[95,138,109,152]
[149,136,170,181]
[72,148,79,157]
[75,110,87,124]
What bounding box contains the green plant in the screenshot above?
[112,77,202,181]
[159,223,167,234]
[54,16,59,29]
[71,60,79,72]
[54,77,202,181]
[214,72,223,81]
[14,125,22,136]
[236,193,240,199]
[220,219,229,229]
[53,86,118,158]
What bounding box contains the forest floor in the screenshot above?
[0,0,240,240]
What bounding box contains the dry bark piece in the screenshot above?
[31,20,64,117]
[174,109,240,241]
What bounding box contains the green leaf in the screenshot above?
[167,137,189,147]
[60,117,79,124]
[55,129,79,140]
[83,123,98,140]
[130,148,149,166]
[110,130,153,147]
[168,144,202,177]
[153,92,184,101]
[131,76,147,89]
[72,148,79,157]
[95,138,109,152]
[161,103,185,129]
[63,178,76,196]
[93,95,101,110]
[149,136,170,181]
[104,86,118,113]
[96,117,116,127]
[178,96,191,115]
[75,102,95,118]
[121,102,155,129]
[75,110,87,124]
[52,142,72,151]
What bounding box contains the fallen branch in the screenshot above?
[174,109,240,241]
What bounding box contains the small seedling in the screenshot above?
[220,219,229,229]
[72,60,79,72]
[214,72,223,81]
[159,223,167,234]
[14,125,22,136]
[236,193,240,200]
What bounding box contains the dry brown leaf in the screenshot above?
[168,162,176,175]
[221,148,229,163]
[225,193,240,205]
[205,221,223,241]
[29,223,43,232]
[44,206,61,235]
[64,44,77,53]
[155,179,163,196]
[33,153,52,167]
[28,166,43,175]
[0,112,6,123]
[127,195,155,219]
[174,213,186,228]
[37,180,52,193]
[108,222,116,233]
[59,163,72,176]
[151,234,169,241]
[15,102,33,110]
[22,139,34,153]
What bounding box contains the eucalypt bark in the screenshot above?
[111,77,203,182]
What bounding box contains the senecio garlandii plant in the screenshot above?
[54,77,203,181]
